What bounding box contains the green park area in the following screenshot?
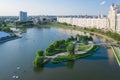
[33,34,98,67]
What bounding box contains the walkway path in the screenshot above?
[45,43,94,61]
[115,47,120,57]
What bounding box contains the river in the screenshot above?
[0,27,120,80]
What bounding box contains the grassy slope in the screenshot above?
[111,46,120,65]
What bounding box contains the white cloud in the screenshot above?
[100,1,106,5]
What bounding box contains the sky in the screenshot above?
[0,0,120,16]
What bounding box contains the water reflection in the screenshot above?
[33,65,44,73]
[67,61,75,69]
[33,61,75,72]
[45,63,66,68]
[107,49,116,65]
[84,48,108,60]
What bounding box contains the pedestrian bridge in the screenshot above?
[94,42,118,47]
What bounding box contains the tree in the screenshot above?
[36,50,44,56]
[46,44,55,53]
[0,23,2,27]
[33,50,45,67]
[67,43,75,56]
[66,36,74,43]
[33,56,44,66]
[2,27,12,32]
[89,36,93,41]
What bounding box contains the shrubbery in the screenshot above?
[67,43,75,56]
[87,28,120,41]
[46,40,69,56]
[0,27,12,33]
[33,50,45,67]
[76,34,93,44]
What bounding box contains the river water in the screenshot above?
[0,27,120,80]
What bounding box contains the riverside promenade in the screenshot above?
[111,46,120,66]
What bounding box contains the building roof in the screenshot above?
[0,31,10,38]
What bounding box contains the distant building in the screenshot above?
[32,16,57,24]
[57,4,120,33]
[19,11,27,21]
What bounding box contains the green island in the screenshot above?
[33,34,99,67]
[32,23,120,67]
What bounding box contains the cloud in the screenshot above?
[100,1,106,5]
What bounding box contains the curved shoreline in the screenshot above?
[45,43,96,63]
[0,36,20,43]
[49,23,118,43]
[111,46,120,66]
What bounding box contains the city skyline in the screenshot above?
[0,0,120,16]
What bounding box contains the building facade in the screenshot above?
[19,11,27,22]
[108,4,120,32]
[57,4,120,33]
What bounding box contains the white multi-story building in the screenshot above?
[57,4,120,33]
[108,4,120,32]
[19,11,27,22]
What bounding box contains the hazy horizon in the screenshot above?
[0,0,120,16]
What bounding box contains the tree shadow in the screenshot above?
[44,63,66,68]
[33,65,44,73]
[67,61,75,69]
[84,56,108,60]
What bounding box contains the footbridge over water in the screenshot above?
[94,42,119,47]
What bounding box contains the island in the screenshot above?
[33,34,98,67]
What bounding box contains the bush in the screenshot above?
[52,56,73,63]
[46,40,68,56]
[36,50,44,56]
[33,50,45,67]
[1,27,12,33]
[33,56,44,66]
[67,43,75,56]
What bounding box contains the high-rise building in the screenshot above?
[19,11,27,21]
[108,4,120,32]
[57,4,120,33]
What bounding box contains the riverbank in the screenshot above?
[111,46,120,66]
[0,36,20,43]
[36,23,73,29]
[40,23,118,43]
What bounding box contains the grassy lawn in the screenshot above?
[36,23,75,29]
[45,40,69,56]
[78,45,90,51]
[7,23,16,27]
[112,46,120,63]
